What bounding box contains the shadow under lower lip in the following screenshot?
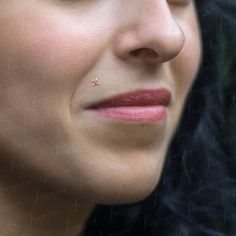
[86,106,167,122]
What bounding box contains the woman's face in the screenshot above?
[0,0,201,204]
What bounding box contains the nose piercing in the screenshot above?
[91,78,100,86]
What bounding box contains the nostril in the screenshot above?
[130,48,159,59]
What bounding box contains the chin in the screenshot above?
[72,151,165,205]
[94,173,162,205]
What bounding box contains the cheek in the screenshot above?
[0,4,113,97]
[16,12,100,89]
[0,5,113,131]
[0,7,109,155]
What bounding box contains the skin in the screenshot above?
[0,0,201,235]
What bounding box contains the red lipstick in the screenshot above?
[85,89,171,122]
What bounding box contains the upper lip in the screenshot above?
[85,88,171,109]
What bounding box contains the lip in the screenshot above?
[85,89,171,108]
[84,88,171,122]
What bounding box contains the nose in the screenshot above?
[112,1,185,64]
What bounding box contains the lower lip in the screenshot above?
[86,106,167,122]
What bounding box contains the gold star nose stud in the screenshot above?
[91,78,100,87]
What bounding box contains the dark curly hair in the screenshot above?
[81,1,236,235]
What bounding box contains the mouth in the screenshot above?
[84,88,171,122]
